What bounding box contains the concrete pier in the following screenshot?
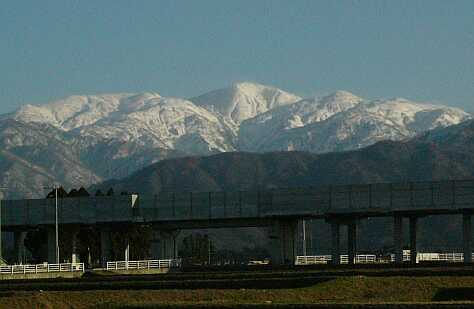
[347,221,357,265]
[100,229,112,267]
[409,217,418,264]
[13,231,27,264]
[269,220,298,265]
[330,221,340,265]
[463,214,472,264]
[393,216,403,264]
[124,242,130,262]
[151,229,180,260]
[47,228,56,264]
[71,229,80,264]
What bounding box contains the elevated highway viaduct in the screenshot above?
[1,179,474,266]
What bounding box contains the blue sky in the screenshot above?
[1,0,473,114]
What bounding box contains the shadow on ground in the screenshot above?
[0,276,334,291]
[433,288,474,301]
[88,304,474,309]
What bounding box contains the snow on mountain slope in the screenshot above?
[252,98,471,153]
[12,93,237,154]
[0,119,102,198]
[190,82,301,124]
[239,90,363,150]
[13,93,161,131]
[76,97,237,155]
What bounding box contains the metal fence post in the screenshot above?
[328,186,333,210]
[172,192,176,218]
[239,191,242,216]
[208,192,212,219]
[257,190,261,217]
[369,185,373,208]
[223,192,227,217]
[431,182,435,207]
[452,180,456,206]
[190,192,193,218]
[389,184,393,209]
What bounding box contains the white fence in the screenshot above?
[296,255,332,265]
[106,259,182,271]
[0,263,84,275]
[416,252,473,263]
[297,252,474,265]
[296,254,377,265]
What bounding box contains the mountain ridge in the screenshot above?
[0,81,471,198]
[94,119,474,195]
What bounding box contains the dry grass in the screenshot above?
[1,276,474,309]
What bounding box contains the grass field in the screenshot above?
[2,275,474,309]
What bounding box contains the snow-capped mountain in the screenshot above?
[0,119,102,199]
[13,93,236,154]
[239,90,364,151]
[247,97,470,153]
[190,82,301,124]
[1,81,471,198]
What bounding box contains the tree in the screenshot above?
[46,186,68,198]
[77,187,90,197]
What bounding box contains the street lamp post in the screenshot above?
[0,187,7,262]
[302,220,307,264]
[55,186,59,264]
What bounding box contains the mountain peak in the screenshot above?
[319,90,364,107]
[191,82,301,124]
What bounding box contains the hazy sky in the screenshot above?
[1,1,473,114]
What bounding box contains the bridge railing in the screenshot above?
[106,259,182,271]
[0,263,84,275]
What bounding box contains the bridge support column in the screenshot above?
[347,221,357,265]
[269,220,298,266]
[330,221,340,265]
[151,229,180,260]
[463,213,472,264]
[393,216,403,264]
[409,217,418,264]
[14,231,27,264]
[71,229,80,264]
[100,229,112,267]
[46,228,57,264]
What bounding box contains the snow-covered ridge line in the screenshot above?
[5,81,471,157]
[0,81,471,199]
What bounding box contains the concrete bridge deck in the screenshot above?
[1,179,474,266]
[1,179,474,228]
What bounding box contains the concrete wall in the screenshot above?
[0,272,83,281]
